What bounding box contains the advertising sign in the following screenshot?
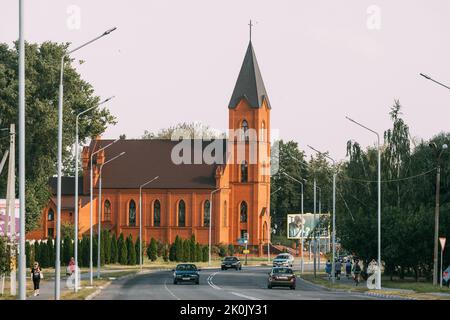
[0,199,20,239]
[287,213,330,240]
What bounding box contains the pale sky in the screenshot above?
[1,0,450,160]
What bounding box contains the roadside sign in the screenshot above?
[243,249,250,254]
[237,238,248,245]
[440,237,446,249]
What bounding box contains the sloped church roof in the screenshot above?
[228,41,271,109]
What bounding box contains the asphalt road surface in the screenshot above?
[94,266,391,300]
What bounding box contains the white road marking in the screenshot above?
[207,272,222,290]
[163,279,180,300]
[230,292,261,300]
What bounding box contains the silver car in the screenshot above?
[272,253,295,267]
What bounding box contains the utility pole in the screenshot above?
[18,0,27,300]
[313,178,317,278]
[6,124,16,296]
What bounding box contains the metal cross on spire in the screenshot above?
[249,19,254,41]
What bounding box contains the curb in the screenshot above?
[364,291,417,300]
[85,281,112,300]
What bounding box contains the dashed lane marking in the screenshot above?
[230,292,261,300]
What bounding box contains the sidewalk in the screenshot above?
[27,268,136,300]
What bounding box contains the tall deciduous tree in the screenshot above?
[0,42,116,231]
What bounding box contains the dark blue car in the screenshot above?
[173,264,200,285]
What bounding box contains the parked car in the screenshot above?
[267,267,296,290]
[272,253,295,267]
[173,263,200,285]
[221,256,242,270]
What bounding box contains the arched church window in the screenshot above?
[203,200,210,227]
[240,201,248,223]
[153,200,161,227]
[129,200,136,226]
[48,209,54,221]
[241,120,249,142]
[178,200,186,227]
[241,161,248,183]
[104,200,111,221]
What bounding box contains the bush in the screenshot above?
[227,244,235,256]
[169,243,176,262]
[190,235,196,262]
[196,243,202,262]
[162,244,169,262]
[183,239,190,262]
[147,238,158,262]
[202,246,208,262]
[118,233,127,265]
[39,241,49,268]
[174,236,183,262]
[135,236,141,265]
[127,235,136,265]
[0,236,11,276]
[110,235,118,264]
[156,240,163,257]
[217,243,227,258]
[104,230,111,265]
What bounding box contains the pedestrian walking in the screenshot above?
[67,257,76,276]
[325,260,332,279]
[335,259,342,280]
[30,261,42,296]
[353,260,361,286]
[345,259,352,279]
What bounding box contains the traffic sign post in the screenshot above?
[440,237,446,288]
[244,233,248,265]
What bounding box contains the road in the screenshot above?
[94,266,390,300]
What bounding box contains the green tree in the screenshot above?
[104,230,111,265]
[135,236,141,265]
[47,237,54,267]
[33,241,40,265]
[147,238,157,262]
[169,243,176,262]
[189,235,196,262]
[39,241,49,268]
[202,246,208,262]
[118,233,127,265]
[174,236,183,262]
[227,244,235,256]
[127,235,136,265]
[0,42,116,231]
[0,236,11,277]
[110,235,118,264]
[162,244,169,262]
[25,241,31,268]
[195,243,202,262]
[182,239,190,262]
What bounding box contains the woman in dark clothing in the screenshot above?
[30,261,42,296]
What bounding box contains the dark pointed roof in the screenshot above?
[228,41,271,109]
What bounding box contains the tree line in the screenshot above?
[271,101,450,280]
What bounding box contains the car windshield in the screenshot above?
[176,264,197,271]
[273,268,293,274]
[276,255,289,260]
[224,257,236,261]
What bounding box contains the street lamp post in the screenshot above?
[269,187,282,263]
[18,0,26,300]
[429,142,448,285]
[420,73,450,90]
[308,145,337,284]
[55,27,116,300]
[89,139,119,284]
[209,188,222,266]
[281,170,306,274]
[74,96,114,292]
[97,152,125,279]
[139,176,159,271]
[346,116,382,290]
[317,186,322,271]
[97,152,126,279]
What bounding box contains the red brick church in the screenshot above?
[27,39,272,254]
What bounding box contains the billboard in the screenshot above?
[0,199,20,239]
[287,213,330,240]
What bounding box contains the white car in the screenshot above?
[272,253,295,267]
